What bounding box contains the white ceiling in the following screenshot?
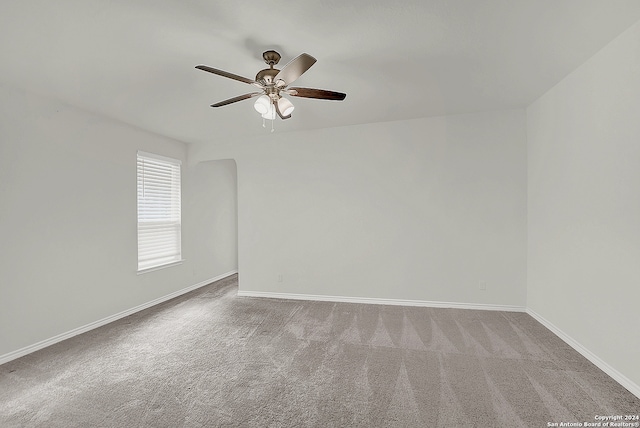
[2,1,640,144]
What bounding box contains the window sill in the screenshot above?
[137,260,185,275]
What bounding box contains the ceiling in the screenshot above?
[2,1,640,144]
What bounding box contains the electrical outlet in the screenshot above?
[479,280,487,291]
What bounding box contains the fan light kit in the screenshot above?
[196,50,346,131]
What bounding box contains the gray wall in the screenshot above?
[192,109,528,307]
[0,84,237,357]
[526,20,640,389]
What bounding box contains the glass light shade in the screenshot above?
[262,103,276,120]
[278,97,295,116]
[253,95,271,114]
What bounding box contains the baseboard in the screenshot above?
[0,270,237,366]
[237,290,526,312]
[527,308,640,399]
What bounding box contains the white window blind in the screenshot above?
[137,151,182,272]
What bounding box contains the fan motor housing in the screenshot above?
[256,68,280,85]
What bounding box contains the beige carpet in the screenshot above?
[1,274,638,427]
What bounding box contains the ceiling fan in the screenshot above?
[196,50,346,121]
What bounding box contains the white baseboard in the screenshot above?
[0,270,237,366]
[527,308,640,399]
[237,290,526,312]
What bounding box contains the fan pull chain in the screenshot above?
[262,117,266,128]
[271,118,275,133]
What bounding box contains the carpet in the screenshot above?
[1,274,638,427]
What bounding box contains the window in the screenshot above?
[137,151,182,272]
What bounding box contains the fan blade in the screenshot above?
[196,65,262,87]
[275,101,292,120]
[289,87,346,101]
[274,53,317,86]
[211,92,262,107]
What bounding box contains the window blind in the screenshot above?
[137,151,182,271]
